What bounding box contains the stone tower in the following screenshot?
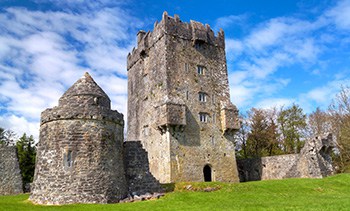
[127,12,240,183]
[30,73,127,205]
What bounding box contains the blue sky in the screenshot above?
[1,0,350,140]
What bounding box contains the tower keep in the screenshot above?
[127,12,240,183]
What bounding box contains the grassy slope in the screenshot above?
[1,174,349,211]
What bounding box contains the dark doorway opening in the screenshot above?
[203,165,212,182]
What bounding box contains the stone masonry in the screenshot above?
[26,11,335,205]
[0,144,23,195]
[237,134,334,182]
[127,12,240,183]
[30,73,127,204]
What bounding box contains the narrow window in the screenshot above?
[143,125,149,136]
[199,113,209,123]
[64,150,73,168]
[67,151,72,167]
[197,65,204,75]
[212,94,215,104]
[186,91,189,100]
[198,92,207,102]
[184,63,188,72]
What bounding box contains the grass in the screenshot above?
[1,174,349,211]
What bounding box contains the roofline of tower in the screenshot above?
[127,11,226,70]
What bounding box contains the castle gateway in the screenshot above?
[127,12,240,183]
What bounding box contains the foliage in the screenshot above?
[234,113,249,159]
[0,174,349,210]
[16,133,36,190]
[307,107,331,137]
[236,105,306,158]
[328,86,350,172]
[245,108,280,157]
[277,104,307,154]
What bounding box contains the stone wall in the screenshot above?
[237,134,334,182]
[0,144,23,195]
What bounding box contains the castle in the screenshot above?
[29,12,240,205]
[27,12,333,205]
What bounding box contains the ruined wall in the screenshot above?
[237,134,334,182]
[0,145,23,195]
[30,73,127,205]
[127,12,240,183]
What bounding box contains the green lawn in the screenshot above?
[1,174,349,211]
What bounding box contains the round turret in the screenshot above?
[30,72,127,205]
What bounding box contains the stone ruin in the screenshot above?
[237,134,334,182]
[0,144,23,195]
[29,73,162,205]
[29,12,241,204]
[0,11,333,205]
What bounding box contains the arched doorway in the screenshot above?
[203,164,212,182]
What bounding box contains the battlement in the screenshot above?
[40,106,123,125]
[127,11,225,70]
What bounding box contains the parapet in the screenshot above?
[127,11,225,70]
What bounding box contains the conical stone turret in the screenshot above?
[30,72,126,205]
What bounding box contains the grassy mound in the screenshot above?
[1,174,349,210]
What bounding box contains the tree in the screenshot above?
[328,86,350,172]
[307,107,331,138]
[265,107,282,156]
[235,113,249,159]
[277,104,307,154]
[16,133,36,191]
[245,108,272,157]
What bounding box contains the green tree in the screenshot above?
[265,108,282,156]
[277,104,307,154]
[16,133,36,191]
[328,86,350,172]
[246,108,271,157]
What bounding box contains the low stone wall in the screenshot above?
[237,134,334,182]
[0,144,23,195]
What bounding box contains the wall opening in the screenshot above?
[203,164,212,182]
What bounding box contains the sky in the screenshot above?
[1,0,350,140]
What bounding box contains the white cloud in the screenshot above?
[326,0,350,30]
[0,4,140,140]
[0,115,39,141]
[223,1,350,113]
[215,14,247,30]
[255,98,294,110]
